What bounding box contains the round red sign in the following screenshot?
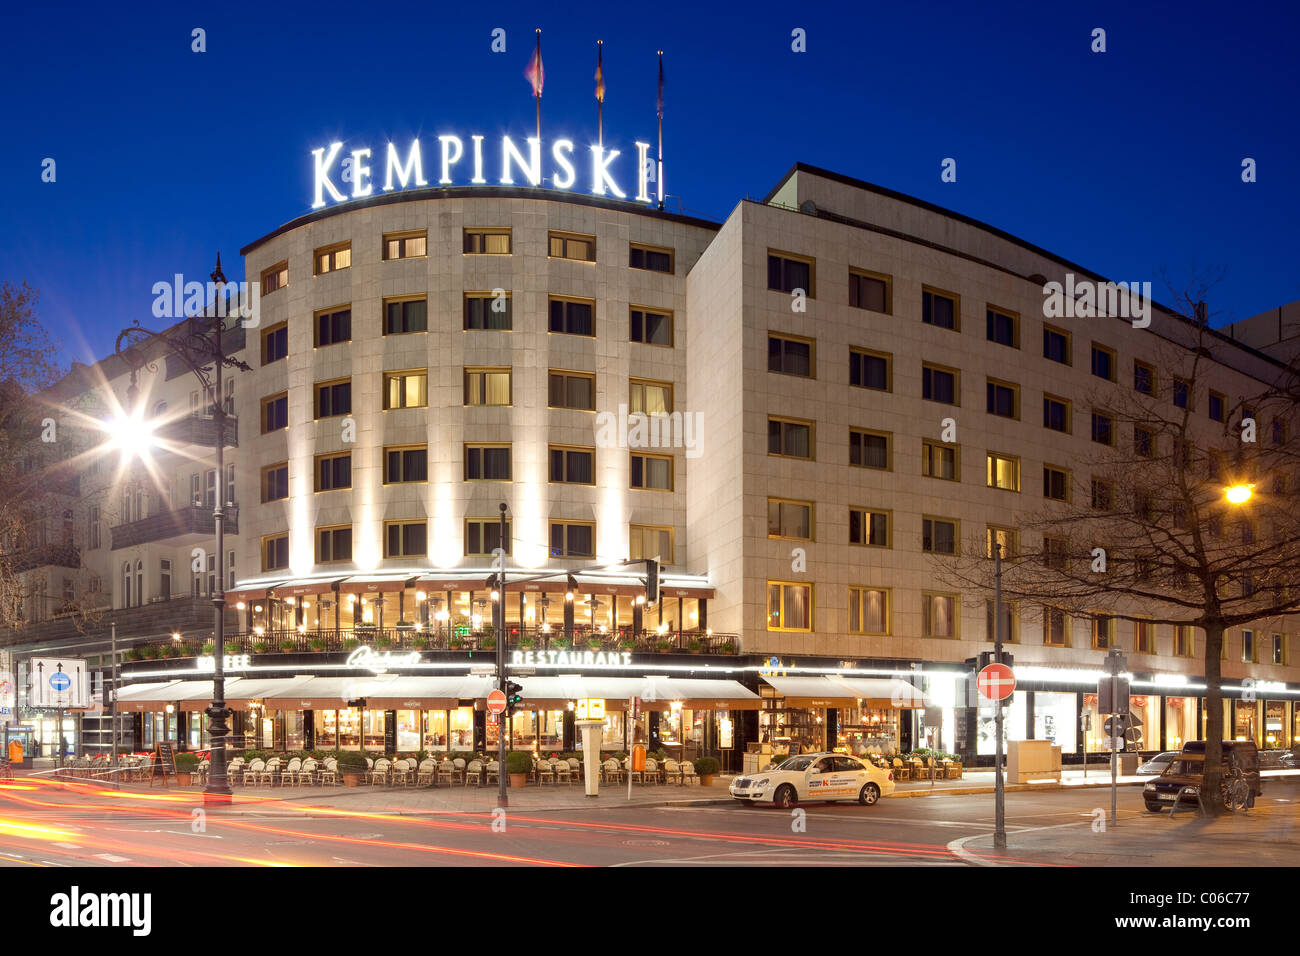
[487,689,507,715]
[976,663,1016,701]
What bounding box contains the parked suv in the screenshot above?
[1142,740,1261,812]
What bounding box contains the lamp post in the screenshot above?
[114,254,250,805]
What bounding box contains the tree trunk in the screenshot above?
[1203,621,1225,815]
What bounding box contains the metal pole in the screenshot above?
[1110,670,1118,827]
[110,622,118,774]
[204,264,232,803]
[993,543,1006,849]
[496,502,508,808]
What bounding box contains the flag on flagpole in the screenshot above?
[595,41,605,103]
[525,32,544,97]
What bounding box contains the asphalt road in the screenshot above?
[3,776,1298,867]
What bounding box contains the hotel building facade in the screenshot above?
[4,163,1298,768]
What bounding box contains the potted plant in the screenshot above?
[620,640,635,652]
[126,648,142,661]
[376,633,393,648]
[201,642,215,656]
[280,640,295,653]
[719,640,736,655]
[656,639,673,653]
[174,752,199,786]
[337,750,367,786]
[552,636,570,649]
[252,640,268,654]
[520,635,534,648]
[412,636,429,649]
[142,646,160,660]
[482,636,496,650]
[310,637,326,652]
[687,639,702,654]
[449,635,463,650]
[506,750,532,788]
[342,638,359,651]
[695,756,720,786]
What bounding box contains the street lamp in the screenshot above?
[114,254,250,806]
[1225,484,1253,505]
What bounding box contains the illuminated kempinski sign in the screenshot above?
[312,134,659,210]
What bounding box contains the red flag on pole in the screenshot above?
[595,41,605,103]
[525,32,544,97]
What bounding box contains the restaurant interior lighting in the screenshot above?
[236,601,246,610]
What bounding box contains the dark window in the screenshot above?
[1173,378,1190,409]
[767,254,812,294]
[262,325,287,364]
[314,381,351,418]
[1090,346,1115,381]
[466,446,511,480]
[849,272,888,312]
[550,523,595,558]
[549,299,594,336]
[262,394,288,433]
[629,245,672,273]
[384,448,428,483]
[1043,397,1069,432]
[986,309,1016,347]
[1208,392,1226,422]
[466,519,512,555]
[464,294,512,330]
[849,431,889,469]
[261,465,288,502]
[849,351,888,390]
[317,454,351,491]
[922,290,957,330]
[1134,427,1154,458]
[922,366,957,404]
[315,308,352,346]
[317,527,352,562]
[384,299,427,334]
[1091,412,1114,445]
[630,454,673,490]
[463,230,511,254]
[1134,361,1155,395]
[630,309,672,346]
[1043,327,1070,364]
[263,535,289,571]
[1091,479,1113,510]
[386,523,427,557]
[922,518,957,554]
[549,447,595,484]
[548,372,595,409]
[767,419,813,459]
[769,336,813,377]
[987,382,1017,418]
[849,509,889,546]
[1043,467,1068,501]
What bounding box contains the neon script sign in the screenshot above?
[311,135,661,209]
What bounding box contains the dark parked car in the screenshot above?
[1143,740,1261,812]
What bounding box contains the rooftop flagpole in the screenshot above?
[532,29,543,143]
[656,50,664,210]
[595,40,605,149]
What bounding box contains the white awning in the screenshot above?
[760,675,926,709]
[515,674,758,710]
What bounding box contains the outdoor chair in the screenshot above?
[465,760,483,786]
[297,759,318,785]
[567,757,581,778]
[242,759,265,786]
[485,760,499,786]
[892,758,910,781]
[369,758,391,786]
[554,759,573,785]
[536,759,555,785]
[452,758,467,784]
[602,758,622,784]
[226,759,244,785]
[416,759,437,786]
[662,759,682,785]
[679,761,697,785]
[437,760,454,786]
[318,758,338,786]
[281,757,302,785]
[259,757,281,786]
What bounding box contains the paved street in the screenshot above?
[3,771,1297,867]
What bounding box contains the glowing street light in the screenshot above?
[105,410,158,459]
[1225,484,1253,505]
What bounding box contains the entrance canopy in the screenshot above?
[516,674,758,711]
[761,675,926,709]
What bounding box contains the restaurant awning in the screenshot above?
[336,574,419,595]
[760,675,926,709]
[515,675,758,711]
[114,681,185,711]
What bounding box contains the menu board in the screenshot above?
[153,741,176,786]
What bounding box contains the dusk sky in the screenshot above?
[2,0,1297,367]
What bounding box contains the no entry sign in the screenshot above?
[977,663,1016,701]
[487,689,507,715]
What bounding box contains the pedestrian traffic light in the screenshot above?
[645,558,659,605]
[505,681,523,706]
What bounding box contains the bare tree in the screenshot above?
[937,287,1300,813]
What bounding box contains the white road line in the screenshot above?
[93,853,130,863]
[52,842,82,850]
[947,819,1097,866]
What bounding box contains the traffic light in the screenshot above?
[976,651,1014,669]
[645,558,659,605]
[505,681,523,707]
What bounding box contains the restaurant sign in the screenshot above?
[511,649,633,668]
[196,654,251,673]
[346,646,421,674]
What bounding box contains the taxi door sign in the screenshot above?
[631,744,646,772]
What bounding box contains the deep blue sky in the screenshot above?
[2,0,1298,366]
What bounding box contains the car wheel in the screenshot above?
[858,783,881,806]
[773,784,798,809]
[1144,802,1162,813]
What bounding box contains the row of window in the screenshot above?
[766,251,1269,420]
[763,580,1291,662]
[259,297,675,361]
[259,372,674,431]
[263,231,675,294]
[260,446,676,497]
[260,520,675,570]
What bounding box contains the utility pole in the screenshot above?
[496,501,508,808]
[993,542,1006,850]
[110,622,119,773]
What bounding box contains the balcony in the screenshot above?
[0,595,225,649]
[110,504,239,550]
[154,413,238,448]
[7,543,80,573]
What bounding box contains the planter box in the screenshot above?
[342,773,362,787]
[509,773,528,788]
[699,775,714,786]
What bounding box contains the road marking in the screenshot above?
[94,853,130,863]
[947,818,1101,866]
[52,842,82,850]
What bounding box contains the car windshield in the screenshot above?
[1163,757,1205,776]
[774,756,816,771]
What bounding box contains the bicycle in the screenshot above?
[0,759,12,783]
[1221,765,1251,812]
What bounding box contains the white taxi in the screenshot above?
[729,752,895,808]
